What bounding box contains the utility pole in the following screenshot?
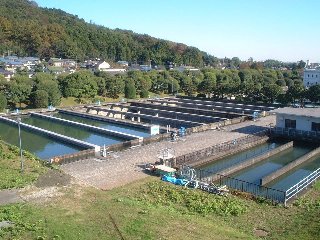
[17,117,24,173]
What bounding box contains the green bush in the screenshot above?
[0,92,7,111]
[138,181,247,216]
[124,80,136,99]
[139,89,149,98]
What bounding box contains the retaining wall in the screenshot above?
[51,149,96,164]
[190,137,269,168]
[209,141,294,182]
[174,130,269,167]
[261,146,320,186]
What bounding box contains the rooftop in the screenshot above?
[272,107,320,118]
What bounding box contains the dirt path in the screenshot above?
[61,115,276,190]
[0,170,73,206]
[0,189,23,205]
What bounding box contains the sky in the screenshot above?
[35,0,320,62]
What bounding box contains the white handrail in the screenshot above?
[285,168,320,205]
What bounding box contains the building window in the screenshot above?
[308,74,310,77]
[285,119,296,129]
[312,75,313,77]
[311,122,320,132]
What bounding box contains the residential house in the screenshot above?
[175,66,199,72]
[117,61,129,67]
[140,65,152,71]
[48,58,76,68]
[96,61,111,71]
[0,68,14,81]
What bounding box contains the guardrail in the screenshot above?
[284,168,320,206]
[271,127,320,141]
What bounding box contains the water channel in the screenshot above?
[267,154,320,191]
[197,140,319,195]
[23,116,123,146]
[54,112,150,137]
[198,141,282,177]
[0,121,84,159]
[230,144,314,185]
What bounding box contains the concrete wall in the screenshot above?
[209,141,294,182]
[191,138,269,168]
[52,149,96,164]
[261,146,320,186]
[174,130,269,167]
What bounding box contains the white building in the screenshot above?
[96,61,111,71]
[303,69,320,87]
[175,66,199,72]
[273,107,320,132]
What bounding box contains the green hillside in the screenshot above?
[0,0,217,66]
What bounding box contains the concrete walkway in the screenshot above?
[61,115,276,190]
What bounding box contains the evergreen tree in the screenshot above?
[33,90,49,108]
[124,80,136,99]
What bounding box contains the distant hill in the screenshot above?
[0,0,217,67]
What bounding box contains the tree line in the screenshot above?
[1,68,319,111]
[0,0,217,67]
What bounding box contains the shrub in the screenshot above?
[138,181,247,216]
[0,92,7,111]
[140,89,149,98]
[124,80,136,99]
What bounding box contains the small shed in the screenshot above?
[272,107,320,132]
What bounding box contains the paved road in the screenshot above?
[61,115,276,190]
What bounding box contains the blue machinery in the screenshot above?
[161,166,229,196]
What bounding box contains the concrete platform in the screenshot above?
[61,115,276,190]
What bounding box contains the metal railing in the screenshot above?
[271,127,320,140]
[217,174,286,203]
[284,168,320,206]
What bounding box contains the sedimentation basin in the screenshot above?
[0,121,84,159]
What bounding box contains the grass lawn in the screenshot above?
[0,142,319,239]
[0,176,319,240]
[0,141,48,189]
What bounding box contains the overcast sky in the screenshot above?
[35,0,320,62]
